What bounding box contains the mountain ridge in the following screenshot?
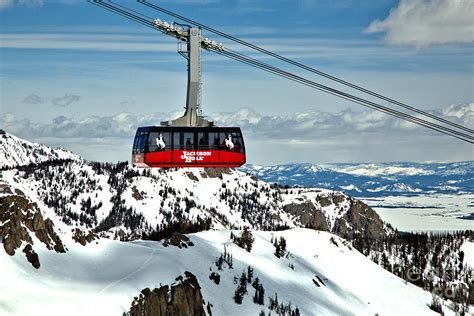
[0,130,80,169]
[240,161,473,197]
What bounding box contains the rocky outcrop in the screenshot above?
[23,244,40,269]
[163,232,194,248]
[199,168,232,179]
[283,202,329,231]
[283,191,387,241]
[0,183,65,268]
[333,198,386,240]
[185,172,199,182]
[132,186,146,201]
[127,271,206,316]
[72,228,98,246]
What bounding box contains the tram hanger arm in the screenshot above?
[89,1,224,52]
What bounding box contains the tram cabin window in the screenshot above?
[220,132,243,153]
[174,132,194,150]
[211,132,222,149]
[148,132,170,152]
[198,132,209,149]
[133,131,148,154]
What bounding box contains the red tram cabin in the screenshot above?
[132,126,246,168]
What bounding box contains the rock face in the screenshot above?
[0,183,65,268]
[127,271,206,316]
[283,202,329,231]
[333,199,386,240]
[169,272,205,315]
[282,191,386,240]
[22,244,40,269]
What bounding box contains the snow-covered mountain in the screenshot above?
[2,159,387,243]
[0,131,472,315]
[0,130,387,243]
[0,129,79,169]
[2,228,457,316]
[240,162,474,197]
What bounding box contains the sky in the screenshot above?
[0,0,473,164]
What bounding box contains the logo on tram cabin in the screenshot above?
[181,151,212,163]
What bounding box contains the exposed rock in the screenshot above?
[129,287,169,316]
[283,202,329,231]
[185,172,199,182]
[23,244,40,269]
[331,193,346,206]
[316,195,333,207]
[0,129,5,135]
[283,192,387,242]
[333,198,385,240]
[169,271,205,315]
[72,228,98,246]
[163,232,194,248]
[127,271,206,316]
[0,184,13,194]
[0,183,65,268]
[132,186,146,200]
[199,168,232,179]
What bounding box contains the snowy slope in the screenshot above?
[461,241,474,268]
[0,229,442,316]
[0,130,79,169]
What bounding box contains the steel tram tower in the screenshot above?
[152,19,224,128]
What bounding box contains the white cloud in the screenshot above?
[2,104,472,163]
[2,103,471,140]
[214,105,473,139]
[0,102,474,144]
[365,0,474,47]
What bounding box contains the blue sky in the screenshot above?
[1,0,473,164]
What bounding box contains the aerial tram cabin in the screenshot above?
[92,1,474,169]
[132,126,245,168]
[129,22,246,168]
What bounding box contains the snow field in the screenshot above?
[0,229,440,316]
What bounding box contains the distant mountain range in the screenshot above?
[240,162,473,197]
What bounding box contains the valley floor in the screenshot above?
[363,193,474,232]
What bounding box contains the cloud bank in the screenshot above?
[365,0,474,47]
[2,104,471,163]
[2,103,472,140]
